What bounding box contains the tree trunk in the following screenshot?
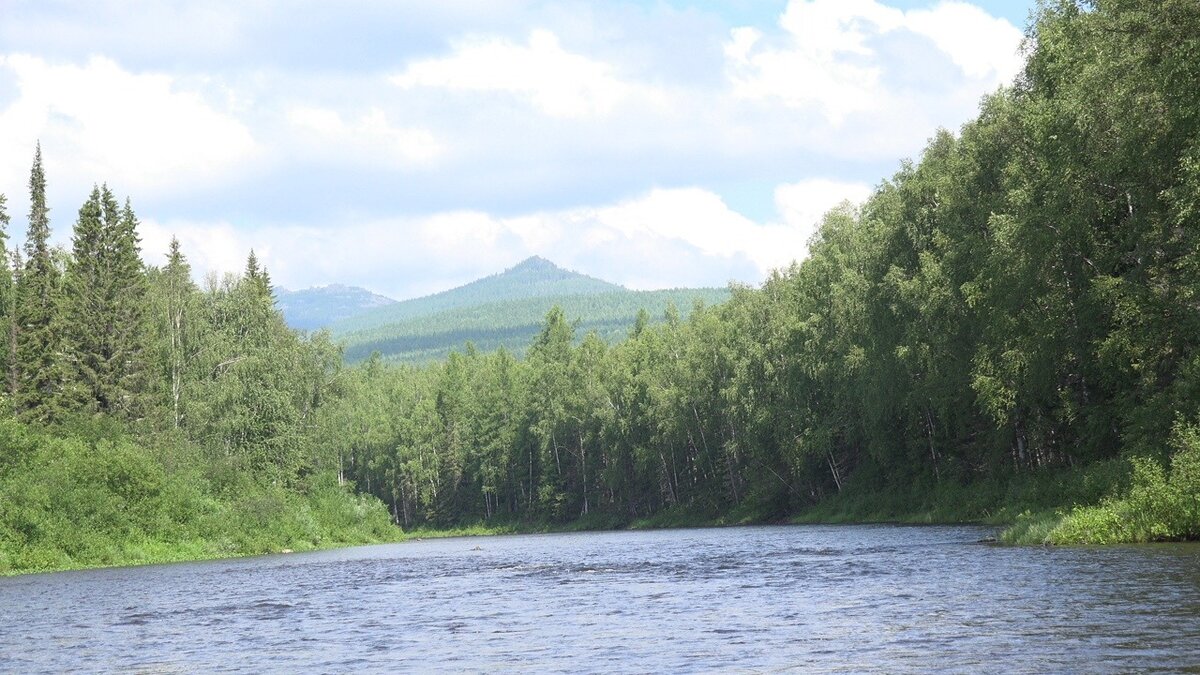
[827,451,843,493]
[925,407,941,482]
[579,431,589,516]
[726,425,740,506]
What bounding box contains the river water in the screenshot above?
[1,525,1198,672]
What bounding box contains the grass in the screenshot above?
[787,458,1128,532]
[1001,422,1200,545]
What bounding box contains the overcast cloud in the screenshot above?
[0,0,1031,298]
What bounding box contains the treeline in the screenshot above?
[320,1,1200,541]
[0,147,392,573]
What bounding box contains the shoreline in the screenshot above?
[0,508,1066,578]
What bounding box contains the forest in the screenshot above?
[316,0,1200,543]
[1,0,1198,574]
[0,151,395,574]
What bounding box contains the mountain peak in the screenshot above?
[498,256,623,291]
[511,255,559,272]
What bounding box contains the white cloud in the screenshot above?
[571,183,877,274]
[287,105,441,165]
[4,2,1028,298]
[726,0,1023,124]
[0,54,257,195]
[775,178,873,231]
[390,29,655,118]
[140,218,251,281]
[420,211,504,252]
[906,2,1025,81]
[140,182,876,298]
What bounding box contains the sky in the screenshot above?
[0,0,1037,299]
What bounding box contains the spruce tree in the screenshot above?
[238,249,277,347]
[62,187,106,414]
[7,249,20,399]
[14,143,68,423]
[243,249,275,301]
[63,186,150,418]
[109,197,150,417]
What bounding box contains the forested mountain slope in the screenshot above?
[331,256,730,362]
[330,256,622,335]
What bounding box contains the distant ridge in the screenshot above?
[275,284,396,331]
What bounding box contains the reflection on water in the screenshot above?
[2,525,1199,672]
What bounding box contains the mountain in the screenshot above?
[274,284,397,331]
[329,256,623,335]
[330,256,730,363]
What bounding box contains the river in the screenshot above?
[1,524,1198,672]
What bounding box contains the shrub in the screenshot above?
[1048,420,1200,544]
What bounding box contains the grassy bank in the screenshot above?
[0,421,399,576]
[787,459,1127,531]
[1003,423,1200,545]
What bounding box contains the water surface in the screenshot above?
[2,525,1198,672]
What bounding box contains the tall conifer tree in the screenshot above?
[63,186,150,418]
[243,249,274,300]
[7,249,20,399]
[111,198,150,415]
[14,143,67,422]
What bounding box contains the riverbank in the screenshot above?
[0,420,402,576]
[219,452,1200,556]
[384,458,1141,545]
[0,496,402,577]
[7,445,1197,576]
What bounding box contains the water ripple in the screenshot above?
[1,525,1199,672]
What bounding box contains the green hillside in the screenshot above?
[330,256,729,363]
[275,284,396,330]
[338,287,730,363]
[330,256,622,335]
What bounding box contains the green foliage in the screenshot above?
[1042,421,1200,544]
[14,144,69,423]
[145,237,199,430]
[0,149,390,574]
[62,187,151,418]
[0,192,13,402]
[0,421,395,574]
